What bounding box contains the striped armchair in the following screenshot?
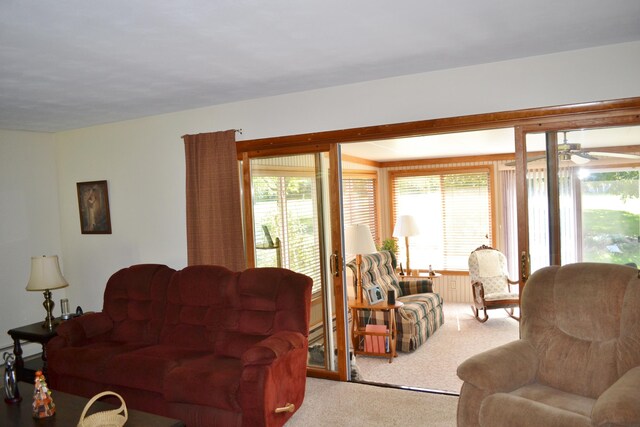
[347,251,444,352]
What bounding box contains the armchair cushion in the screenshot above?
[398,278,432,295]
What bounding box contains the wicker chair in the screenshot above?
[468,245,519,323]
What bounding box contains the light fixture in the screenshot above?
[393,215,420,276]
[345,224,377,303]
[26,256,69,330]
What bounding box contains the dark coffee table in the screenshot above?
[1,382,184,426]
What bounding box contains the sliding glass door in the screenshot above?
[515,120,640,285]
[241,147,349,380]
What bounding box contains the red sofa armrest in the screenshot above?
[241,331,306,367]
[53,312,114,346]
[239,331,308,427]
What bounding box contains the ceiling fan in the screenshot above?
[509,132,640,166]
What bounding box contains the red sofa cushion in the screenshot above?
[48,341,149,383]
[104,345,212,393]
[164,355,244,412]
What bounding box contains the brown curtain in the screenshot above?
[183,130,246,270]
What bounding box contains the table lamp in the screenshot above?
[26,255,69,330]
[393,215,420,276]
[345,224,377,303]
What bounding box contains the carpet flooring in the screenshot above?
[286,377,459,426]
[355,302,520,393]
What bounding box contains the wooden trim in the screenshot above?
[329,144,348,381]
[545,132,562,266]
[241,153,256,268]
[381,152,514,168]
[342,153,383,168]
[236,97,640,153]
[237,143,332,160]
[388,165,492,178]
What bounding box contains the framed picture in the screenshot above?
[76,180,112,234]
[367,286,384,305]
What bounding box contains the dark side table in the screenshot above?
[7,319,59,383]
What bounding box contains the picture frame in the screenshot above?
[367,286,384,305]
[76,180,112,234]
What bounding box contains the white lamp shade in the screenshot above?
[345,224,377,256]
[393,215,420,237]
[26,255,69,291]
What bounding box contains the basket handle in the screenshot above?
[79,391,128,424]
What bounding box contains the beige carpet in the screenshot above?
[355,302,520,393]
[286,377,458,426]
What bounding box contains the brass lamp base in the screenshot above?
[41,290,56,331]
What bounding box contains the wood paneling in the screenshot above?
[431,274,473,304]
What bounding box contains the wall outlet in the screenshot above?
[450,277,456,289]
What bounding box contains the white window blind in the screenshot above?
[252,174,322,294]
[392,169,493,271]
[342,174,379,244]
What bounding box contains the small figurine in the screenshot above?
[399,262,405,276]
[429,264,435,276]
[32,371,55,418]
[3,352,21,404]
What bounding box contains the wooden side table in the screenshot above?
[348,300,403,363]
[7,319,59,383]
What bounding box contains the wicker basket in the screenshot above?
[77,391,128,427]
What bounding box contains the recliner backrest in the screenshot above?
[347,251,402,302]
[160,265,313,358]
[521,263,640,398]
[103,264,175,344]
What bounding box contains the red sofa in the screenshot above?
[47,263,312,427]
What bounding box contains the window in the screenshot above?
[391,167,493,271]
[342,172,379,244]
[252,168,322,294]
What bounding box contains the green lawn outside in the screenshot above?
[582,209,640,264]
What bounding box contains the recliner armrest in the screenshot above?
[241,331,306,367]
[457,340,538,392]
[398,278,433,295]
[592,366,640,426]
[54,312,114,346]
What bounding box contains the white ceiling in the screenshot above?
[1,1,640,133]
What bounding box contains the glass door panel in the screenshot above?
[248,152,343,375]
[518,124,640,280]
[524,131,553,274]
[564,126,640,266]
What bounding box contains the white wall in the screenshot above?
[0,129,64,357]
[50,41,640,313]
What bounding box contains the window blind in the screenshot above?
[252,174,322,294]
[392,169,492,271]
[342,174,379,244]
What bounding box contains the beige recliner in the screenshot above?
[457,262,640,427]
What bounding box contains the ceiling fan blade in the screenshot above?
[570,154,591,165]
[585,151,640,159]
